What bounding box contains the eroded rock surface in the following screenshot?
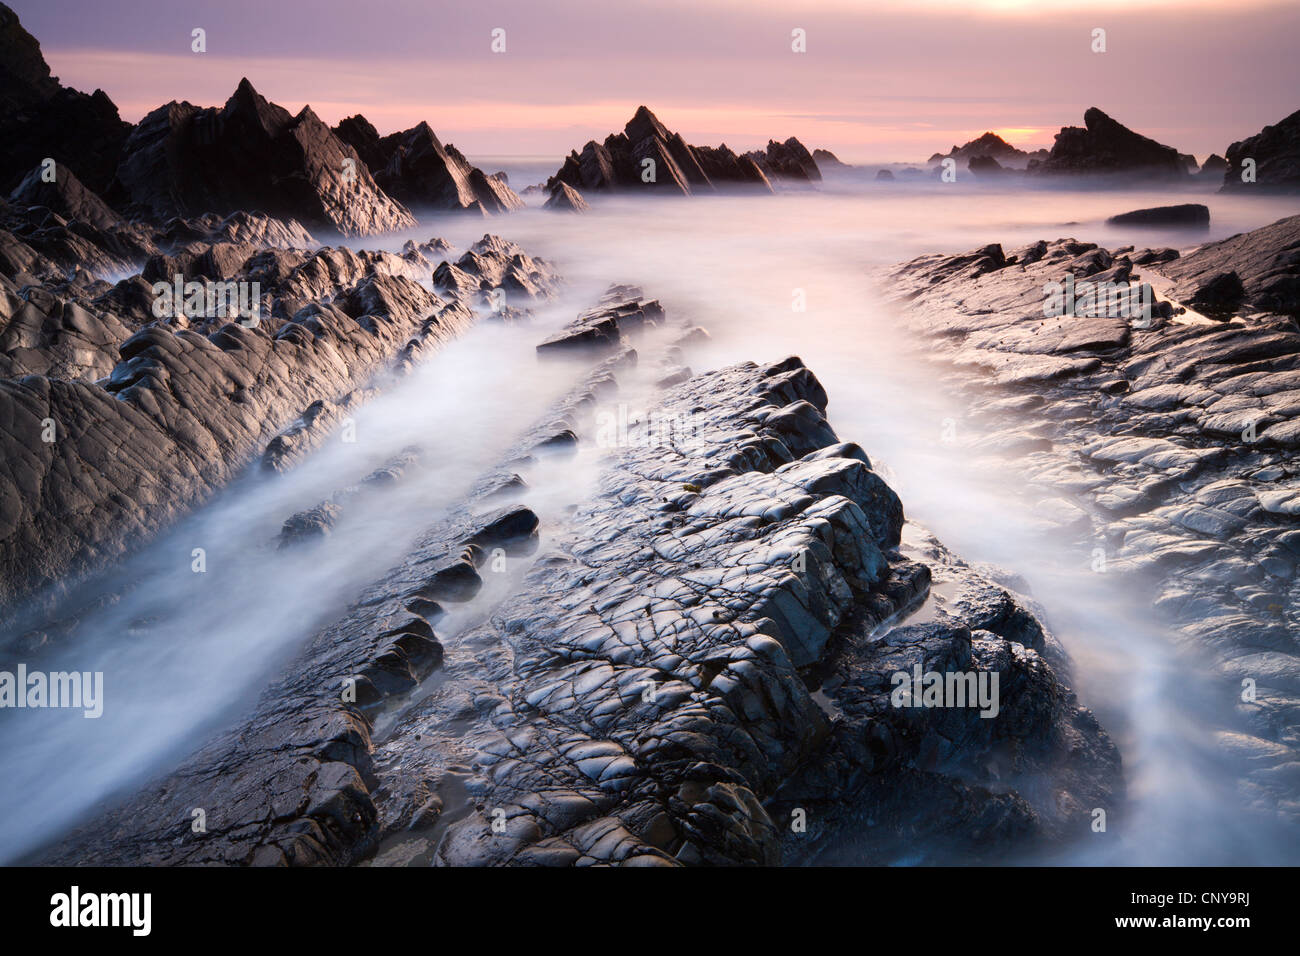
[886,223,1300,822]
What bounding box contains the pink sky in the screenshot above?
[14,0,1300,163]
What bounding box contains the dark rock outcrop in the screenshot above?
[333,115,525,214]
[1222,108,1300,192]
[745,137,822,182]
[548,106,782,196]
[968,155,1008,177]
[1198,153,1229,181]
[1028,108,1188,179]
[1106,204,1210,228]
[0,3,131,195]
[114,79,415,236]
[9,163,121,230]
[372,122,523,215]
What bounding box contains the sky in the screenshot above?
[12,0,1300,164]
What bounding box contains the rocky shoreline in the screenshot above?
[883,215,1300,824]
[32,295,1119,865]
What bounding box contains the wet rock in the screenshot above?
[1107,204,1209,228]
[1160,214,1300,317]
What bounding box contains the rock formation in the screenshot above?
[547,106,784,196]
[884,220,1300,822]
[1106,204,1210,228]
[543,181,590,212]
[33,310,1119,865]
[0,2,131,195]
[1028,108,1188,179]
[1222,108,1300,191]
[113,79,416,237]
[929,131,1047,170]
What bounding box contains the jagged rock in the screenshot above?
[1222,108,1300,192]
[746,137,822,182]
[1028,108,1188,179]
[372,122,523,214]
[544,182,589,212]
[0,258,489,612]
[0,3,131,194]
[332,114,388,172]
[1107,204,1210,228]
[548,106,781,196]
[9,164,119,230]
[114,79,415,236]
[537,296,664,355]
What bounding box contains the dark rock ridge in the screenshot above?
[0,230,558,618]
[34,313,1118,864]
[0,3,131,195]
[1028,108,1188,179]
[885,224,1300,822]
[333,117,524,215]
[1222,108,1300,192]
[1106,204,1210,228]
[547,106,780,196]
[1159,214,1300,317]
[114,79,416,237]
[928,131,1047,170]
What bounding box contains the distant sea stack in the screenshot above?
[547,106,826,196]
[1027,108,1188,179]
[813,148,849,169]
[928,131,1047,170]
[1221,108,1300,192]
[332,116,523,215]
